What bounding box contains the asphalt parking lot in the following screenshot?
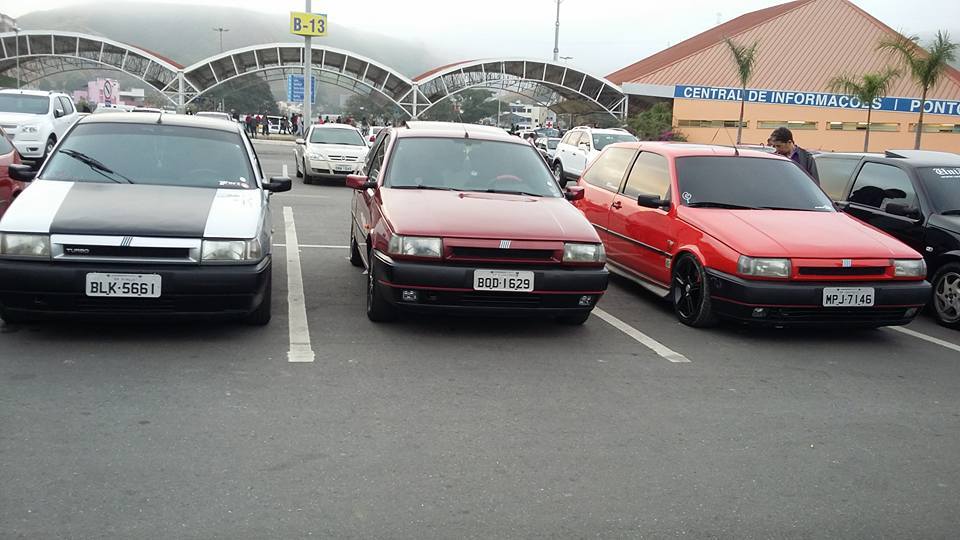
[2,140,959,539]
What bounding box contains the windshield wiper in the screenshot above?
[58,149,134,184]
[479,189,543,197]
[940,210,960,216]
[757,206,820,211]
[686,201,757,210]
[391,185,455,191]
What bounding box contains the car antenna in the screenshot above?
[156,110,163,125]
[718,123,739,156]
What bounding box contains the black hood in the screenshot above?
[50,182,217,237]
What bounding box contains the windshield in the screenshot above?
[919,167,960,213]
[593,132,637,150]
[537,128,560,138]
[0,94,49,115]
[547,139,559,149]
[39,123,255,189]
[384,137,563,197]
[675,156,834,211]
[309,128,365,146]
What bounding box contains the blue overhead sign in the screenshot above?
[287,75,317,103]
[674,85,960,117]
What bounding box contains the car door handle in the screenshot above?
[611,201,622,210]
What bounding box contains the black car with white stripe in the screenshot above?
[0,113,291,324]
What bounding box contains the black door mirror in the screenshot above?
[8,164,37,182]
[885,202,922,220]
[637,194,670,209]
[265,176,292,193]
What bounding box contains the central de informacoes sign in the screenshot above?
[675,85,960,117]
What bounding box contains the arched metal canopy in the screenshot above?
[411,58,627,119]
[0,30,193,106]
[179,43,418,114]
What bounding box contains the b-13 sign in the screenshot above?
[290,11,327,37]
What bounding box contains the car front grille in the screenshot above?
[62,245,191,259]
[326,155,360,162]
[771,307,911,322]
[798,267,886,276]
[450,247,556,262]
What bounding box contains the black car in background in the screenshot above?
[818,150,960,328]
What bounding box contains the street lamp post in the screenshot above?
[13,24,21,90]
[212,27,230,52]
[303,0,313,130]
[552,0,561,62]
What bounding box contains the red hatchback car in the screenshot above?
[0,127,26,219]
[347,121,608,323]
[573,142,931,327]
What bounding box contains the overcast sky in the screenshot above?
[2,0,957,74]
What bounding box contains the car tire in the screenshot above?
[42,136,56,162]
[295,157,303,178]
[931,262,960,329]
[366,252,396,322]
[558,311,592,325]
[349,225,363,267]
[672,254,717,328]
[0,309,27,325]
[553,161,565,183]
[244,269,272,326]
[302,160,313,184]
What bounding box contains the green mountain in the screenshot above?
[17,3,438,77]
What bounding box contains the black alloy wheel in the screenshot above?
[553,162,564,182]
[349,224,363,267]
[672,255,717,327]
[932,263,960,329]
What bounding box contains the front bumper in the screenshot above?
[706,269,931,326]
[307,159,363,178]
[13,139,44,159]
[372,252,608,317]
[0,256,271,320]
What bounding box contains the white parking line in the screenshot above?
[888,326,960,354]
[283,207,315,363]
[273,244,348,249]
[592,308,691,363]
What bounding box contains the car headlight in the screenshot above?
[892,258,926,277]
[201,238,263,263]
[387,235,442,258]
[563,242,605,263]
[738,256,791,278]
[307,151,326,161]
[18,125,41,139]
[0,233,51,258]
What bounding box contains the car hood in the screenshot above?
[677,207,920,258]
[0,180,264,239]
[0,112,46,128]
[929,213,960,235]
[380,189,600,242]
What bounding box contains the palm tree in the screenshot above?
[724,38,759,144]
[827,68,900,152]
[879,31,958,149]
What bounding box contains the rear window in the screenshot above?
[309,128,365,146]
[384,137,562,197]
[675,156,834,211]
[547,139,559,149]
[39,123,254,189]
[918,167,960,213]
[0,94,49,115]
[815,156,861,201]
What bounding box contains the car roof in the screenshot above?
[398,121,521,144]
[814,152,883,159]
[77,112,242,133]
[0,89,59,97]
[310,123,359,129]
[605,141,785,159]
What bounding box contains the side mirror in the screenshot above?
[346,174,377,190]
[637,194,670,209]
[8,164,37,182]
[565,186,585,201]
[54,109,65,118]
[885,202,922,220]
[295,138,305,145]
[264,176,292,193]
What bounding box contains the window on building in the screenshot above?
[757,120,818,130]
[909,123,960,133]
[675,120,747,128]
[828,122,900,132]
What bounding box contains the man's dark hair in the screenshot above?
[770,127,794,144]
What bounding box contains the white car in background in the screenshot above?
[551,126,637,183]
[0,89,79,162]
[294,123,369,184]
[196,111,235,123]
